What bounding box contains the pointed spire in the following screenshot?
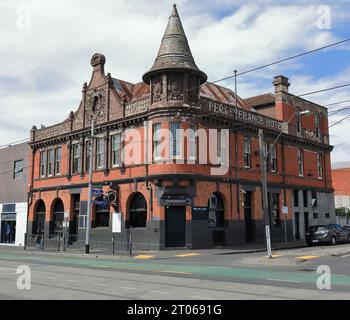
[143,4,207,84]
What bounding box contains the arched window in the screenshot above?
[52,199,64,234]
[95,203,110,227]
[129,193,147,228]
[33,200,46,234]
[208,192,224,227]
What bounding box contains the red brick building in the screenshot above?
[28,5,334,250]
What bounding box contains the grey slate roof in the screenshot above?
[143,5,207,84]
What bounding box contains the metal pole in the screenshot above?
[85,118,95,254]
[258,129,272,258]
[284,215,288,243]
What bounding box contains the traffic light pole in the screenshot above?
[258,129,272,259]
[85,118,95,254]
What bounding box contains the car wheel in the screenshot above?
[330,236,336,245]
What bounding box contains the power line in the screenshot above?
[329,113,350,128]
[298,83,350,97]
[325,99,350,107]
[212,38,350,83]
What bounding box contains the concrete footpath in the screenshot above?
[0,240,307,260]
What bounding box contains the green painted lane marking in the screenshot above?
[1,253,350,287]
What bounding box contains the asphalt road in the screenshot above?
[0,244,350,300]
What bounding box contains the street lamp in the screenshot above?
[259,109,311,258]
[85,117,95,254]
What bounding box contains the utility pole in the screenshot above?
[85,118,95,254]
[258,129,272,259]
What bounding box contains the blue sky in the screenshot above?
[0,0,349,162]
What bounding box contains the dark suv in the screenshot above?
[305,224,350,246]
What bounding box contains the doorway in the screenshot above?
[1,220,16,243]
[294,212,300,240]
[244,191,254,242]
[165,206,186,247]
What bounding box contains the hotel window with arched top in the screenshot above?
[128,193,147,228]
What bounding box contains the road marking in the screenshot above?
[134,255,155,259]
[160,270,192,275]
[189,295,213,300]
[176,253,200,257]
[263,254,283,258]
[45,276,57,280]
[66,279,80,283]
[150,290,171,295]
[342,254,350,258]
[93,282,107,286]
[120,286,136,290]
[297,255,320,261]
[266,278,302,283]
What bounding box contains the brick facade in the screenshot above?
[27,5,335,250]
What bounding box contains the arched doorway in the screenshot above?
[128,192,147,228]
[51,199,64,235]
[208,192,225,246]
[33,200,46,235]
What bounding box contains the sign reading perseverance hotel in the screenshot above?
[204,99,283,131]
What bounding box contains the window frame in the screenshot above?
[54,146,61,176]
[39,150,46,178]
[317,153,323,179]
[71,143,81,174]
[13,159,24,179]
[270,144,277,172]
[243,137,251,169]
[188,124,197,162]
[111,133,122,168]
[298,148,304,177]
[47,148,54,177]
[95,137,105,169]
[153,123,162,161]
[169,122,182,160]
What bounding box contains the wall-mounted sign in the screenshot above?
[112,212,122,233]
[201,98,283,132]
[1,213,16,221]
[282,206,288,215]
[160,196,192,207]
[192,207,208,220]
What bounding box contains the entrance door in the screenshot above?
[165,206,186,247]
[244,192,254,242]
[294,212,300,240]
[304,212,309,234]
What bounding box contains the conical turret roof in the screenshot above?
[143,5,207,84]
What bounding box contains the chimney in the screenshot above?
[273,75,290,93]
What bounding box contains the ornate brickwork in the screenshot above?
[84,86,108,124]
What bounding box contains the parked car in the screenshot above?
[305,224,350,246]
[343,225,350,235]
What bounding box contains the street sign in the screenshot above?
[93,200,107,206]
[282,206,288,215]
[112,212,122,233]
[92,189,104,196]
[265,226,272,257]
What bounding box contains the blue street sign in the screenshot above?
[92,189,104,196]
[93,200,107,206]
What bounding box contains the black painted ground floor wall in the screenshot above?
[27,217,294,251]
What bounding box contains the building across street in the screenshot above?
[0,142,29,246]
[25,5,335,251]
